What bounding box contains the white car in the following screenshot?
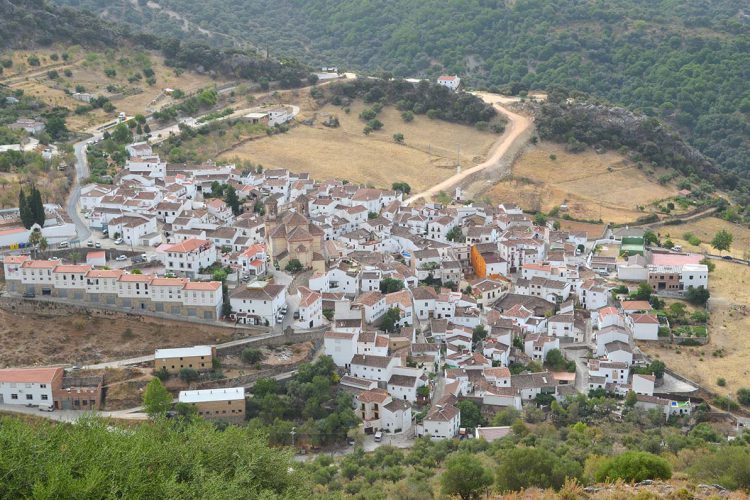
[114,238,124,245]
[115,255,128,261]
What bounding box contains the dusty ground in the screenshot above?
[485,142,679,224]
[2,46,228,132]
[557,219,608,240]
[640,260,750,396]
[219,101,498,192]
[0,308,234,367]
[666,216,750,259]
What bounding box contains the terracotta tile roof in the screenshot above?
[0,367,62,384]
[53,265,92,273]
[167,238,211,253]
[357,388,389,404]
[184,281,222,291]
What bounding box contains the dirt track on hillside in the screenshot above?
[404,93,532,204]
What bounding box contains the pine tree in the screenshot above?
[18,188,32,229]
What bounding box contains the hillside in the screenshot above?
[0,0,313,85]
[53,0,750,194]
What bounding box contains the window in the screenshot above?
[40,384,46,388]
[26,394,32,400]
[41,395,48,400]
[11,394,18,400]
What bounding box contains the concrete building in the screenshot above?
[155,345,216,374]
[418,404,460,440]
[0,367,62,406]
[164,239,217,278]
[230,282,287,326]
[324,331,358,369]
[178,387,246,423]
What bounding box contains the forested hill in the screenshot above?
[53,0,750,193]
[0,0,312,85]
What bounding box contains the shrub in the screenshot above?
[496,447,582,491]
[594,451,672,482]
[241,348,265,365]
[737,388,750,406]
[179,368,200,383]
[284,259,303,273]
[154,366,170,381]
[713,395,740,411]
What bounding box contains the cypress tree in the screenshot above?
[29,186,45,227]
[18,187,32,229]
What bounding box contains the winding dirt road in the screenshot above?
[404,92,532,205]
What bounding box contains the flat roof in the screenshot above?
[155,345,213,359]
[179,387,245,403]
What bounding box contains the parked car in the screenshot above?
[22,291,35,298]
[87,240,94,247]
[276,316,284,324]
[58,241,69,248]
[95,242,102,248]
[374,431,383,442]
[114,238,124,245]
[722,255,733,260]
[293,311,300,320]
[38,404,54,412]
[47,256,60,261]
[115,255,128,261]
[131,257,144,264]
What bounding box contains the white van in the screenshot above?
[374,431,382,442]
[58,241,69,248]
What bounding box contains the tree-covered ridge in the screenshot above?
[53,0,750,187]
[324,78,501,127]
[0,0,312,85]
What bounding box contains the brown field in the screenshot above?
[666,217,750,259]
[639,260,750,396]
[0,308,236,367]
[2,46,227,132]
[219,101,499,192]
[485,142,679,224]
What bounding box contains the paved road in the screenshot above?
[81,330,281,370]
[404,92,532,205]
[67,138,92,242]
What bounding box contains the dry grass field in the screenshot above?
[2,46,227,132]
[219,101,498,192]
[666,217,750,259]
[0,308,235,367]
[485,142,679,223]
[639,260,750,396]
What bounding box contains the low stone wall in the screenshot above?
[672,335,709,346]
[0,295,269,334]
[198,340,322,389]
[217,329,326,354]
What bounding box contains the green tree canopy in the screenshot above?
[441,453,493,500]
[711,230,734,253]
[142,377,172,418]
[594,451,672,483]
[495,446,582,491]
